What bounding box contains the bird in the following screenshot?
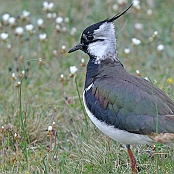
[68,4,174,174]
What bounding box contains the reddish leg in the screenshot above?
[126,145,136,174]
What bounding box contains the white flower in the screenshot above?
[64,17,69,23]
[14,133,18,138]
[124,48,130,54]
[157,44,164,52]
[23,10,30,17]
[37,18,44,27]
[132,38,141,45]
[56,16,63,24]
[117,0,127,5]
[60,74,64,78]
[149,37,153,42]
[151,31,158,41]
[25,24,34,31]
[81,58,85,63]
[38,58,42,62]
[48,2,54,10]
[62,26,67,32]
[62,45,66,50]
[136,70,141,76]
[112,3,118,11]
[0,33,8,41]
[39,33,47,41]
[134,23,143,30]
[136,70,140,74]
[153,31,158,36]
[17,81,21,86]
[152,31,158,39]
[132,0,140,10]
[132,0,140,6]
[52,13,57,19]
[43,1,48,8]
[61,45,66,53]
[8,17,16,26]
[81,58,86,67]
[48,125,52,131]
[47,13,52,19]
[55,24,61,32]
[147,9,153,16]
[2,13,10,23]
[53,50,58,56]
[15,27,24,36]
[1,125,5,133]
[43,2,54,11]
[7,44,11,50]
[22,70,25,75]
[21,10,30,20]
[70,66,78,74]
[60,74,65,82]
[70,27,77,36]
[12,73,16,78]
[12,73,17,80]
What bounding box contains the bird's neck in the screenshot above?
[85,57,123,89]
[85,58,99,88]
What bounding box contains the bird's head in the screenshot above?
[68,4,132,63]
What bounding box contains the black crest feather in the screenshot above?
[107,4,133,22]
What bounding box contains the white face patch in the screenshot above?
[94,22,115,38]
[88,41,109,63]
[87,22,117,63]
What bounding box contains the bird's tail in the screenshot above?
[150,132,174,143]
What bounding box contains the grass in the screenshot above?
[0,0,174,173]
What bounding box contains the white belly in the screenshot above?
[83,90,153,145]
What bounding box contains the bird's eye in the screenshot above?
[87,35,93,41]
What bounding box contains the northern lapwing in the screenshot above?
[68,4,174,173]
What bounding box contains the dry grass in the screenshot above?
[0,0,174,173]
